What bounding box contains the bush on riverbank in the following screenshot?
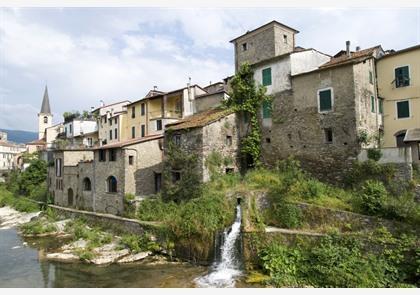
[257,229,419,287]
[20,219,57,235]
[0,185,40,213]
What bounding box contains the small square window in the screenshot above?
[174,134,181,146]
[226,135,232,146]
[99,150,106,162]
[128,155,134,165]
[242,43,247,51]
[266,137,271,143]
[324,128,333,143]
[283,34,288,44]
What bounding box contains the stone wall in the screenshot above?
[263,62,382,182]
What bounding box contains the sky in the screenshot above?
[0,6,419,131]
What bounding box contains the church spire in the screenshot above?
[40,85,51,114]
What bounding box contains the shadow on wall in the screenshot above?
[134,162,163,197]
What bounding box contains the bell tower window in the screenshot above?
[43,116,48,123]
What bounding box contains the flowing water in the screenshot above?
[195,204,243,288]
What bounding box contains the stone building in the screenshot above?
[164,108,240,183]
[377,44,420,164]
[194,82,229,113]
[264,45,385,180]
[48,134,163,215]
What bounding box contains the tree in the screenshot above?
[225,63,272,168]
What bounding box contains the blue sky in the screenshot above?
[0,7,419,131]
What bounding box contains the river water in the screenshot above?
[0,228,253,288]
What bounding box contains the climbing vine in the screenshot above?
[224,63,272,168]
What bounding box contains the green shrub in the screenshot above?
[260,243,303,287]
[290,179,328,200]
[120,233,160,253]
[137,198,177,221]
[29,182,47,202]
[382,193,420,225]
[344,160,395,188]
[367,148,383,162]
[75,249,95,261]
[271,203,302,229]
[13,198,40,213]
[20,220,57,235]
[359,180,387,215]
[123,193,136,218]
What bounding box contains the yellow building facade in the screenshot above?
[377,45,420,163]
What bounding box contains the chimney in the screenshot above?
[153,86,158,91]
[356,46,360,52]
[100,100,105,107]
[346,41,351,57]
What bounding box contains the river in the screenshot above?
[0,227,255,288]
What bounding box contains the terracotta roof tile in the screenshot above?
[319,46,381,69]
[166,108,234,131]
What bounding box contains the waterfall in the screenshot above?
[195,204,242,288]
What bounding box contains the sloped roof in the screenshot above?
[95,134,163,150]
[166,108,234,131]
[319,46,381,69]
[404,128,420,142]
[40,86,51,114]
[26,138,46,145]
[230,20,299,43]
[380,44,420,59]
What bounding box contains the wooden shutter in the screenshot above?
[319,90,332,112]
[397,101,410,118]
[262,100,272,118]
[262,68,272,86]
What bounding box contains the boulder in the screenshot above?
[117,251,151,263]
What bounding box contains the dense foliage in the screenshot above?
[225,63,272,168]
[258,230,419,287]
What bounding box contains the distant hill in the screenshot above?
[0,129,38,144]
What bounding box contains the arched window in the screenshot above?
[43,116,48,123]
[107,176,117,193]
[83,177,92,191]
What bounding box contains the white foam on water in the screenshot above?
[195,204,242,288]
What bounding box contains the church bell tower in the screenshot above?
[38,85,52,139]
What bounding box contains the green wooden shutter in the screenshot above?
[262,68,272,86]
[262,100,272,118]
[369,71,373,84]
[319,89,332,112]
[371,96,375,113]
[379,99,383,114]
[397,101,410,118]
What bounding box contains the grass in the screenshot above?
[0,185,40,213]
[64,219,113,249]
[119,233,160,253]
[20,219,57,235]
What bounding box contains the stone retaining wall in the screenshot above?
[48,204,161,235]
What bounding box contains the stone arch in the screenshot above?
[394,130,407,147]
[83,177,92,191]
[107,176,117,193]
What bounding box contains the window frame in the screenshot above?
[395,99,410,120]
[109,149,117,162]
[131,126,135,139]
[262,67,272,86]
[317,87,334,113]
[141,124,146,137]
[262,100,272,118]
[156,119,162,131]
[131,106,136,118]
[99,149,106,162]
[141,103,146,116]
[371,95,376,113]
[107,176,117,193]
[394,65,410,88]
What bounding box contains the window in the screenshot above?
[172,171,181,183]
[109,118,112,126]
[141,103,145,116]
[141,125,146,137]
[104,116,107,124]
[262,100,272,118]
[369,71,373,84]
[55,158,62,177]
[131,106,136,118]
[128,155,134,165]
[371,96,376,113]
[114,117,118,124]
[114,128,118,139]
[378,98,384,114]
[109,149,116,161]
[242,43,247,51]
[154,173,162,193]
[318,88,333,112]
[69,124,72,134]
[243,111,249,123]
[107,176,117,193]
[395,131,407,147]
[226,135,232,146]
[174,134,181,146]
[324,128,333,143]
[396,100,410,119]
[262,68,272,86]
[87,138,93,147]
[283,34,288,44]
[156,120,162,131]
[99,149,106,161]
[109,130,113,140]
[131,126,135,139]
[43,116,48,123]
[395,66,410,88]
[83,178,92,191]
